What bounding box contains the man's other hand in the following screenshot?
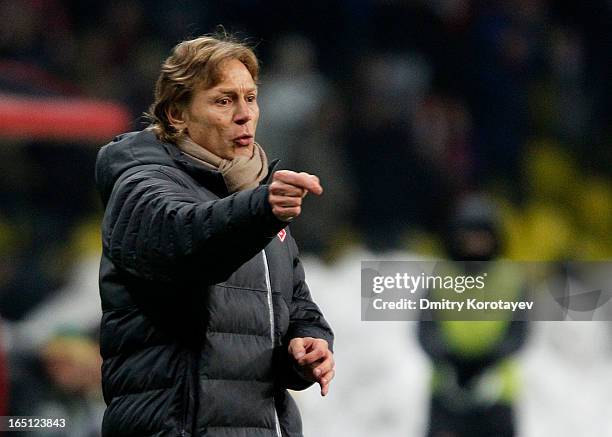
[288,337,335,396]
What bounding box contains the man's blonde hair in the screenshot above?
[146,34,259,144]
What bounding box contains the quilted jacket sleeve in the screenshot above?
[102,166,286,283]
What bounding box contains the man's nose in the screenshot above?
[233,100,252,125]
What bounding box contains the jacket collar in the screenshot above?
[263,159,280,184]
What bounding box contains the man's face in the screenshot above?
[182,58,259,159]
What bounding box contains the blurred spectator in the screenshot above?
[548,26,589,140]
[9,331,104,437]
[3,219,104,434]
[418,194,528,437]
[0,142,99,322]
[0,220,105,437]
[345,50,455,249]
[257,34,355,254]
[412,94,475,193]
[6,219,102,353]
[469,0,547,185]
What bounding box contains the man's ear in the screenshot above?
[166,104,187,132]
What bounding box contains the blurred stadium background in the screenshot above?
[1,1,612,436]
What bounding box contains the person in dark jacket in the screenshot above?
[418,195,527,437]
[95,34,335,437]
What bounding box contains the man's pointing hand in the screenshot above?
[269,170,323,222]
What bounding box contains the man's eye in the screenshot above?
[246,95,257,103]
[217,98,231,105]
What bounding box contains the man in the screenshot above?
[95,35,335,437]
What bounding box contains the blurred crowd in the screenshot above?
[1,0,612,435]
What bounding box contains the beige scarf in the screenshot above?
[177,136,268,193]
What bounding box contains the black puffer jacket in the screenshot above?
[95,129,334,437]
